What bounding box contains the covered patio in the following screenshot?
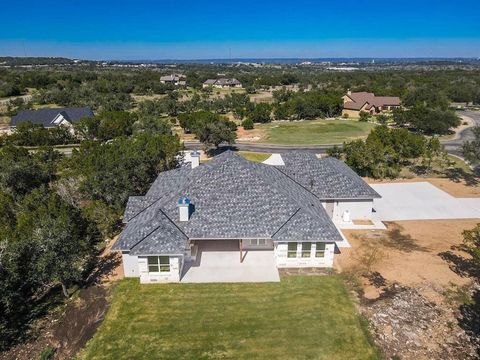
[181,240,280,283]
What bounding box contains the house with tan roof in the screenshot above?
[342,90,401,118]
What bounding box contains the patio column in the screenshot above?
[239,239,243,263]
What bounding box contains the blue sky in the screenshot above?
[1,0,480,59]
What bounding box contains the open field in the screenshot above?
[78,276,378,360]
[239,120,376,145]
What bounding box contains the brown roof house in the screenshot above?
[342,91,400,118]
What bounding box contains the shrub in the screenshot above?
[242,118,254,130]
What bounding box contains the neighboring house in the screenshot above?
[342,90,401,118]
[202,78,242,88]
[10,107,94,129]
[113,151,380,284]
[160,74,187,86]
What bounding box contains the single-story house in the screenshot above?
[113,151,380,284]
[202,78,242,88]
[160,74,187,86]
[342,91,401,118]
[10,107,94,129]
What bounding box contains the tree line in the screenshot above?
[0,124,181,350]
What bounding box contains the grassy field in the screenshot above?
[238,151,271,163]
[256,120,376,145]
[79,276,377,360]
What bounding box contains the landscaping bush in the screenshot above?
[242,118,254,130]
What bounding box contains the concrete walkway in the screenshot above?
[371,182,480,221]
[181,240,280,283]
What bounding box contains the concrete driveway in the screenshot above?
[181,240,280,283]
[371,182,480,221]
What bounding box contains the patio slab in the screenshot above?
[181,240,280,283]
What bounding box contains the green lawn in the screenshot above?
[79,276,378,360]
[257,119,376,145]
[238,151,271,163]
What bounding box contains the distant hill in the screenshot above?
[0,57,76,66]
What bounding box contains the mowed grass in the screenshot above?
[258,119,376,145]
[79,276,378,360]
[237,151,271,163]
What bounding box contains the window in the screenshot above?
[258,239,266,246]
[287,243,297,258]
[301,242,311,257]
[315,243,326,258]
[159,256,170,272]
[147,256,170,273]
[147,256,159,272]
[250,239,258,246]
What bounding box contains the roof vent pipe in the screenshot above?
[190,151,200,169]
[178,197,191,222]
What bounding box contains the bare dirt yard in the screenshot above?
[336,177,480,359]
[0,239,123,360]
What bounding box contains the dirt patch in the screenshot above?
[0,239,123,360]
[236,126,265,142]
[279,267,332,276]
[336,220,478,290]
[366,177,480,198]
[352,219,374,225]
[337,217,480,358]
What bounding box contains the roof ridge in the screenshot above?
[270,207,301,238]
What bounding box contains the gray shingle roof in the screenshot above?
[278,152,381,199]
[10,107,94,128]
[113,151,367,255]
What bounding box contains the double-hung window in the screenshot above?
[147,256,170,273]
[287,243,297,258]
[315,243,326,258]
[301,242,311,257]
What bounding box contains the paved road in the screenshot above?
[441,110,480,157]
[183,141,335,154]
[185,110,480,157]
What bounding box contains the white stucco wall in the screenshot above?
[275,242,335,268]
[138,255,183,284]
[122,252,140,277]
[331,199,374,222]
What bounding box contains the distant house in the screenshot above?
[10,107,94,129]
[342,91,400,118]
[202,78,242,89]
[160,74,187,86]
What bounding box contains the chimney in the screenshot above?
[190,151,200,169]
[347,89,352,95]
[177,197,191,222]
